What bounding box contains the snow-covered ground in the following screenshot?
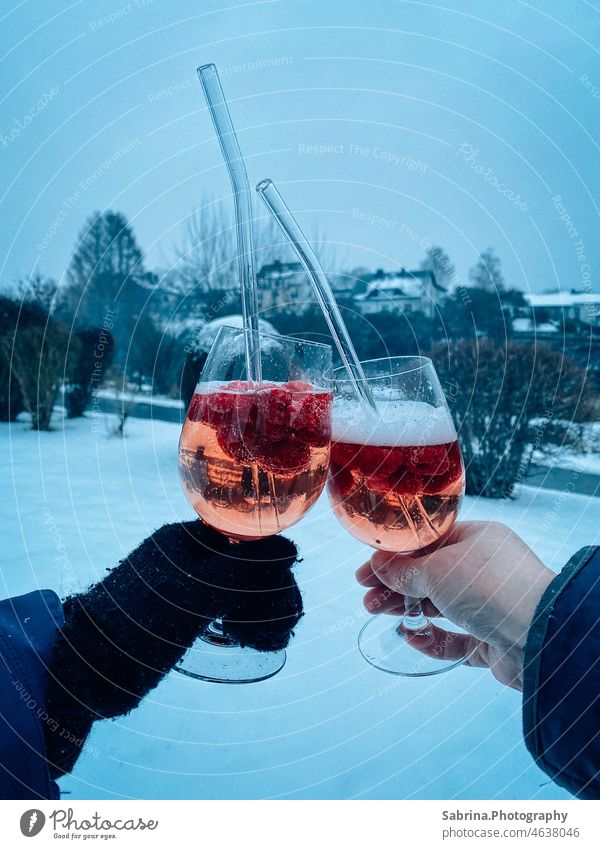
[2,413,598,800]
[532,446,600,476]
[531,421,600,475]
[95,388,184,410]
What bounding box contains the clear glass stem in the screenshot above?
[400,596,430,633]
[201,617,237,647]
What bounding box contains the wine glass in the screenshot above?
[327,356,468,676]
[178,324,332,682]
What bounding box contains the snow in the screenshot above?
[531,422,600,475]
[525,292,600,307]
[357,277,424,301]
[512,318,558,333]
[533,448,600,476]
[2,414,598,800]
[96,388,184,409]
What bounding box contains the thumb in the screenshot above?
[369,550,434,599]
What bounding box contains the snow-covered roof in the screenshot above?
[356,277,427,301]
[262,270,300,281]
[258,261,304,279]
[525,292,600,307]
[354,268,444,301]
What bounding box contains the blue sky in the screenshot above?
[1,0,598,295]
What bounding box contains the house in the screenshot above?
[524,291,600,327]
[353,268,445,318]
[256,260,311,314]
[512,292,600,380]
[329,270,364,298]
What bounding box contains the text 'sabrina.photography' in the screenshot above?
[0,1,598,846]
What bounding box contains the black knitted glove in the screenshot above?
[44,520,302,779]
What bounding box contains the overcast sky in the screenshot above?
[1,0,598,296]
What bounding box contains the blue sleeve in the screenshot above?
[0,590,64,800]
[523,546,600,799]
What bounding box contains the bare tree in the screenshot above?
[167,204,236,296]
[167,197,338,302]
[13,273,61,315]
[468,248,505,292]
[105,372,142,437]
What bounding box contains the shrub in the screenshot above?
[431,338,596,498]
[0,296,28,420]
[64,327,116,418]
[1,316,79,431]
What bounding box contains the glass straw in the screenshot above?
[256,178,378,416]
[197,63,261,382]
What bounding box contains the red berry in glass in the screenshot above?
[179,327,333,541]
[327,356,469,678]
[329,434,464,552]
[180,381,331,539]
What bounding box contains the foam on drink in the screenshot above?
[332,398,457,447]
[328,398,463,552]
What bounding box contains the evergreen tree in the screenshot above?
[420,245,456,290]
[63,211,154,370]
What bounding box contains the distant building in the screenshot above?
[257,260,311,314]
[354,269,445,318]
[512,291,600,380]
[524,291,600,326]
[327,275,359,299]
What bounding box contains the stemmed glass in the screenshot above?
[327,356,468,676]
[178,324,332,682]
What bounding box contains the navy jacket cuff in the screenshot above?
[523,545,600,799]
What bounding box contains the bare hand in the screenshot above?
[356,521,554,690]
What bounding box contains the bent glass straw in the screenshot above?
[256,178,378,416]
[257,181,452,639]
[197,64,261,382]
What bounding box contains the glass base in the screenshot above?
[358,614,470,677]
[175,620,286,684]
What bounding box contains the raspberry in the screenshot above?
[357,445,405,477]
[364,472,394,494]
[256,388,292,441]
[422,460,463,494]
[256,438,310,475]
[186,393,206,422]
[390,469,423,496]
[195,383,329,472]
[405,444,450,476]
[292,393,332,447]
[204,391,237,428]
[216,428,254,464]
[330,441,362,468]
[230,393,259,429]
[329,462,356,496]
